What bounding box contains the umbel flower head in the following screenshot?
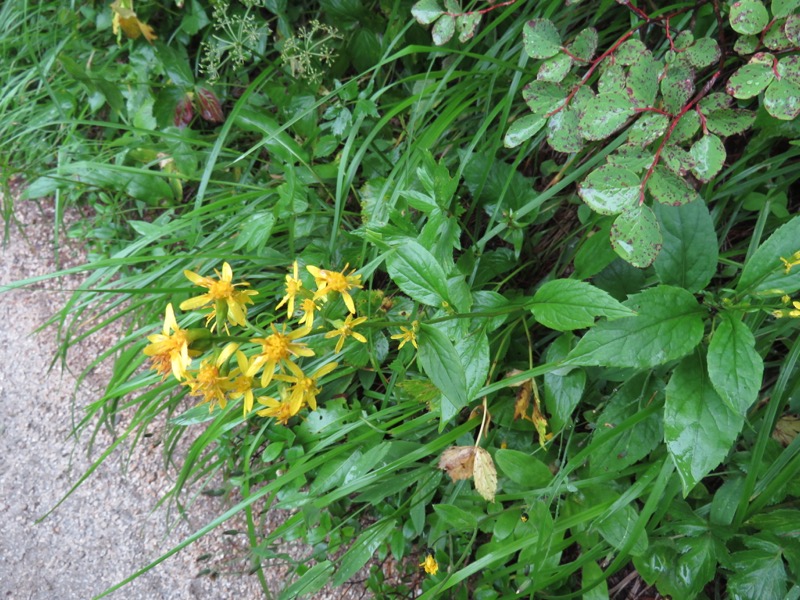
[142,303,200,380]
[307,263,362,314]
[180,261,258,330]
[182,342,239,412]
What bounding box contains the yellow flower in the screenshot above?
[180,261,258,330]
[390,321,418,350]
[111,0,157,43]
[781,251,800,274]
[790,301,800,318]
[273,361,338,411]
[276,260,303,318]
[256,388,299,425]
[182,343,239,412]
[227,350,261,416]
[324,314,368,353]
[306,263,362,314]
[420,551,438,575]
[252,324,315,387]
[298,298,321,328]
[142,303,197,380]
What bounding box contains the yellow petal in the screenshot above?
[180,295,212,310]
[342,291,356,314]
[313,361,338,379]
[221,261,233,282]
[183,269,207,285]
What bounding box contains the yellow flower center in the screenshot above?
[196,363,221,386]
[208,279,234,299]
[325,271,349,292]
[261,333,291,361]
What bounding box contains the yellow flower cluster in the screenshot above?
[142,261,376,423]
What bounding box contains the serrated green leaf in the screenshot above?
[418,324,468,426]
[726,62,774,98]
[432,13,455,45]
[628,113,670,146]
[411,0,444,24]
[457,12,481,43]
[455,331,489,401]
[738,215,800,296]
[615,39,649,65]
[529,278,635,331]
[588,487,649,556]
[690,134,726,182]
[522,80,564,113]
[647,165,698,206]
[386,240,450,307]
[764,78,800,120]
[730,0,770,35]
[627,54,661,107]
[661,66,695,113]
[578,165,641,215]
[504,113,546,148]
[523,18,562,59]
[332,520,396,586]
[708,312,763,415]
[610,205,662,268]
[547,107,583,153]
[579,92,635,141]
[538,53,572,82]
[494,449,553,487]
[773,0,800,18]
[665,354,745,495]
[727,549,788,599]
[685,38,721,68]
[433,504,479,530]
[565,286,704,368]
[653,200,718,294]
[544,333,586,431]
[705,108,756,136]
[569,27,598,61]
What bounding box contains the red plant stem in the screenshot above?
[619,0,651,21]
[696,106,708,135]
[635,106,672,116]
[560,46,591,63]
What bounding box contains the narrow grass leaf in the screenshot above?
[332,519,396,586]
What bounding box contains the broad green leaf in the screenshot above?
[565,286,705,368]
[764,78,800,120]
[418,324,468,426]
[690,134,726,182]
[727,549,788,599]
[764,20,794,50]
[665,354,745,495]
[544,333,586,431]
[457,12,481,43]
[773,0,800,18]
[332,519,396,586]
[778,55,800,86]
[386,240,450,307]
[432,13,455,45]
[411,0,443,24]
[547,107,583,153]
[569,27,598,61]
[579,92,635,141]
[606,145,653,173]
[685,38,721,68]
[647,165,698,206]
[588,487,649,556]
[598,62,626,95]
[627,54,660,107]
[786,13,800,45]
[494,449,553,487]
[738,215,800,295]
[523,18,562,59]
[529,278,635,331]
[615,39,648,65]
[538,53,572,82]
[666,536,718,598]
[726,63,774,98]
[653,200,718,292]
[729,0,770,35]
[699,92,733,112]
[610,205,663,268]
[279,561,334,600]
[455,331,489,401]
[707,312,763,414]
[671,110,700,143]
[155,43,195,87]
[705,108,756,136]
[661,66,695,113]
[433,504,479,531]
[661,144,695,176]
[582,561,609,600]
[235,211,275,252]
[522,80,564,113]
[504,113,546,148]
[573,220,617,279]
[734,34,760,54]
[578,165,641,215]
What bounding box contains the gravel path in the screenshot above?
[0,199,294,599]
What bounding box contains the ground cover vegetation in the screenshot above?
[3,0,800,597]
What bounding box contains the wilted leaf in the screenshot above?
[773,415,800,446]
[473,448,497,502]
[514,379,532,420]
[438,446,476,481]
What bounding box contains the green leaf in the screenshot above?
[690,134,726,182]
[764,78,800,121]
[598,62,626,95]
[627,54,660,107]
[455,331,489,402]
[544,333,586,431]
[726,62,774,98]
[610,205,663,268]
[565,286,705,368]
[699,92,733,112]
[738,215,800,296]
[457,12,481,43]
[661,144,695,176]
[569,27,598,61]
[707,312,764,415]
[729,0,770,35]
[234,211,275,252]
[494,449,553,487]
[523,18,562,59]
[504,113,546,148]
[734,33,760,54]
[727,548,788,599]
[432,13,455,45]
[647,165,698,206]
[522,80,564,113]
[418,324,468,426]
[628,113,669,146]
[671,110,700,143]
[411,0,443,24]
[529,278,635,331]
[665,354,745,495]
[579,92,635,141]
[574,221,617,279]
[705,108,755,136]
[653,200,718,293]
[433,504,479,531]
[537,53,572,82]
[786,13,800,45]
[661,66,695,114]
[606,145,653,173]
[155,42,195,88]
[578,165,641,215]
[386,240,450,307]
[279,561,334,600]
[773,0,800,18]
[332,519,396,586]
[547,107,583,153]
[685,38,721,68]
[587,487,649,556]
[615,39,649,65]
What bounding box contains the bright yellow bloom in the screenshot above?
[111,0,157,43]
[252,324,314,387]
[227,350,261,416]
[324,314,368,353]
[306,263,362,314]
[420,552,438,575]
[298,298,321,328]
[142,303,197,380]
[273,361,338,411]
[182,343,239,412]
[390,321,419,350]
[256,388,300,425]
[781,251,800,274]
[774,301,800,318]
[276,260,303,318]
[180,261,258,330]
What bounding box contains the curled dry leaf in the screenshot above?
[514,379,532,420]
[473,448,497,503]
[773,414,800,446]
[438,445,476,481]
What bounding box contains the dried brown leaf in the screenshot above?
[473,447,497,503]
[438,446,476,481]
